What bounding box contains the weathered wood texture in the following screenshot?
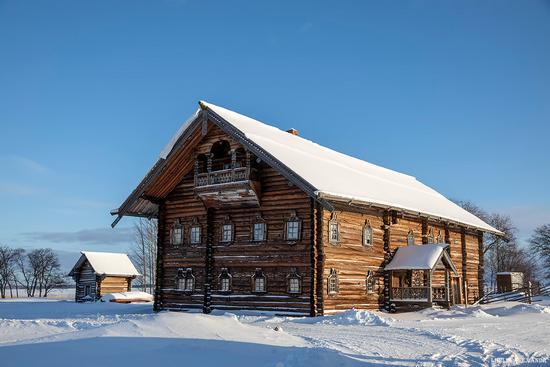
[74,260,97,302]
[321,206,385,313]
[98,276,131,297]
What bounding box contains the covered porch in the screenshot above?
[385,244,459,310]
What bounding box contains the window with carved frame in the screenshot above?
[252,214,266,242]
[171,219,184,246]
[287,268,301,294]
[285,211,301,242]
[427,228,435,244]
[328,268,339,295]
[436,230,444,244]
[221,215,234,243]
[252,268,266,293]
[407,230,415,246]
[328,213,340,244]
[176,268,195,292]
[190,217,201,244]
[366,270,376,294]
[219,268,232,292]
[363,220,373,247]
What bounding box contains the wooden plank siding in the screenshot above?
[321,206,385,313]
[74,260,98,302]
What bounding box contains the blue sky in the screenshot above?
[1,0,549,264]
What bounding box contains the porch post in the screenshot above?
[428,270,433,305]
[445,269,450,307]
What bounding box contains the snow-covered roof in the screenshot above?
[70,251,140,277]
[385,244,449,271]
[198,101,500,234]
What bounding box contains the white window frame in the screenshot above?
[427,229,435,244]
[219,268,232,292]
[171,220,184,246]
[252,269,266,293]
[363,221,373,247]
[287,269,301,294]
[190,218,201,244]
[407,230,415,246]
[328,268,339,295]
[221,223,233,243]
[252,220,266,242]
[366,270,376,294]
[176,268,195,293]
[328,214,339,244]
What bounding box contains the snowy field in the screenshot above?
[1,294,549,367]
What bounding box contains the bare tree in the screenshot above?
[529,224,550,281]
[0,245,24,298]
[16,248,65,297]
[454,200,538,289]
[130,218,157,294]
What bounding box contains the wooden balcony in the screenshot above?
[391,287,430,302]
[194,167,261,208]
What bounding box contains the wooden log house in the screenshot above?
[111,101,502,315]
[68,251,140,302]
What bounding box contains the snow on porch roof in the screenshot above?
[79,251,140,277]
[194,101,501,234]
[385,244,449,271]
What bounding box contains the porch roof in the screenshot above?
[385,244,452,271]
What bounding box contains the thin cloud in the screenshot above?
[20,227,134,246]
[0,155,52,174]
[0,181,47,196]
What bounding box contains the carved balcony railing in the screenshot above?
[391,287,430,301]
[432,287,447,301]
[195,167,250,188]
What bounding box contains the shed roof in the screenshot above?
[68,251,140,277]
[112,101,501,235]
[385,244,451,271]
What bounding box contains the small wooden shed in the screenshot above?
[68,251,140,302]
[496,272,524,293]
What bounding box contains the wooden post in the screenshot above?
[153,201,165,312]
[428,269,433,305]
[527,281,532,304]
[383,210,392,312]
[315,204,325,316]
[445,269,450,308]
[203,207,214,314]
[310,199,317,316]
[461,228,468,304]
[464,280,468,308]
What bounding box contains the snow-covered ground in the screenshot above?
[1,297,549,366]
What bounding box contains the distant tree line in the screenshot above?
[455,200,550,288]
[0,246,67,298]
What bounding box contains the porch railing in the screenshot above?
[195,167,249,187]
[432,287,446,301]
[391,287,429,301]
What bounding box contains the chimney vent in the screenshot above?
[286,128,299,136]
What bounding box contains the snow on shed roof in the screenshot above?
[198,101,501,234]
[76,251,140,277]
[385,244,449,271]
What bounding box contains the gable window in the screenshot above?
[252,215,266,242]
[427,229,435,244]
[436,230,444,244]
[285,211,301,241]
[252,268,266,293]
[176,268,195,292]
[407,230,415,246]
[366,270,376,294]
[328,268,339,295]
[328,214,340,244]
[190,217,201,244]
[287,268,301,294]
[221,215,233,243]
[219,268,232,292]
[363,221,373,247]
[171,220,184,246]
